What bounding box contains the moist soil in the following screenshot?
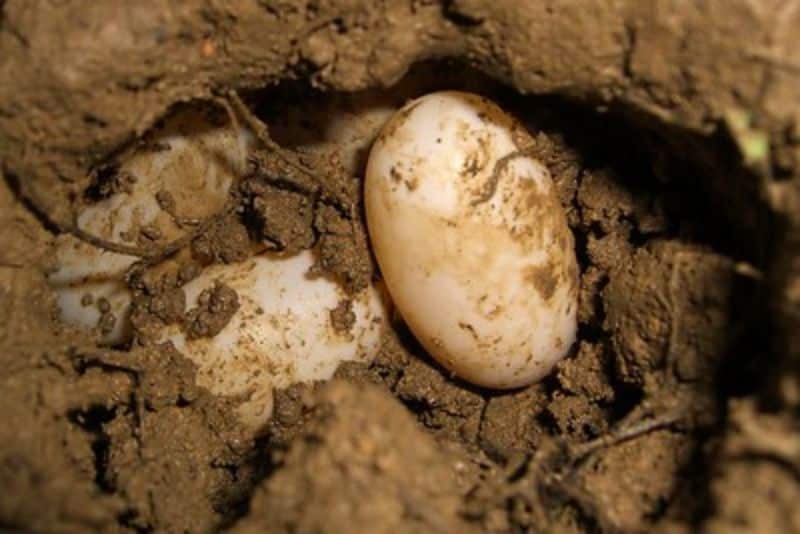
[2,2,800,533]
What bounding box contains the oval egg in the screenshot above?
[365,91,578,388]
[47,103,390,434]
[160,250,388,432]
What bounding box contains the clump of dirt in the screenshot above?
[329,298,356,333]
[0,178,257,532]
[232,380,477,534]
[313,202,374,293]
[183,282,240,339]
[242,180,316,254]
[191,214,252,265]
[1,2,800,533]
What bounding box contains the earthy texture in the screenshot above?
[1,1,799,533]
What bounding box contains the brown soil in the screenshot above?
[2,1,800,533]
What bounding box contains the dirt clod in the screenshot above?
[329,298,356,334]
[245,181,316,253]
[232,381,476,534]
[191,214,252,265]
[183,283,240,340]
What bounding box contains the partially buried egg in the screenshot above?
[48,104,388,433]
[365,91,578,389]
[48,105,252,344]
[158,250,387,431]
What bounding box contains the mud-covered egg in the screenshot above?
[47,106,252,344]
[159,250,387,431]
[365,91,578,389]
[47,105,389,433]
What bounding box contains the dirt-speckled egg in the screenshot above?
[365,91,578,389]
[48,105,252,344]
[47,105,389,433]
[159,250,388,431]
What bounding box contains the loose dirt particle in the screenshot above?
[183,283,240,339]
[329,299,356,334]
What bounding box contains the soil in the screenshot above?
[2,1,800,533]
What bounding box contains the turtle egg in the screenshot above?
[48,106,252,344]
[365,91,578,389]
[158,250,387,432]
[47,105,389,433]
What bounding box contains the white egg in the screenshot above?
[48,106,252,343]
[365,91,578,389]
[47,104,390,433]
[159,250,387,431]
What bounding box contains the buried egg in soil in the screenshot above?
[47,105,389,433]
[47,105,252,344]
[159,250,388,432]
[365,91,579,389]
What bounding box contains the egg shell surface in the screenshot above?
[161,250,388,431]
[48,107,252,343]
[365,91,578,389]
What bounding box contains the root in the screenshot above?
[746,48,800,74]
[66,200,237,266]
[481,408,687,532]
[214,90,354,216]
[470,146,535,207]
[552,409,685,530]
[67,224,153,259]
[569,409,684,461]
[56,92,276,266]
[38,87,353,273]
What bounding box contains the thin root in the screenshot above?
[67,200,237,266]
[62,89,347,269]
[550,410,684,531]
[214,90,352,213]
[471,146,535,207]
[570,410,684,461]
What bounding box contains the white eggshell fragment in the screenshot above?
[48,106,252,343]
[160,250,387,431]
[365,91,578,389]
